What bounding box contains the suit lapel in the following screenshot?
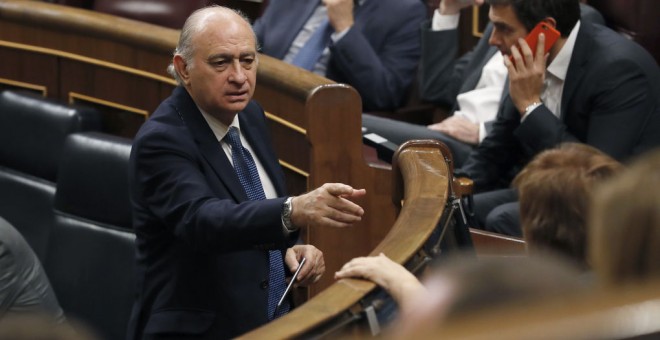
[354,0,368,22]
[461,48,498,93]
[560,22,592,120]
[460,24,498,94]
[171,87,248,202]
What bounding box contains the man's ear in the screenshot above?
[173,55,190,85]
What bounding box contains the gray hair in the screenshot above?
[166,5,258,84]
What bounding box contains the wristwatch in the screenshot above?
[524,101,543,115]
[282,196,296,231]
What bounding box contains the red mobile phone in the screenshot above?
[510,22,560,64]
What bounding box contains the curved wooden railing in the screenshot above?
[241,140,453,339]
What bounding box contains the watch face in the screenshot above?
[283,198,294,230]
[284,199,291,216]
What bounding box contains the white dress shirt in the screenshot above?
[527,21,581,120]
[432,11,507,143]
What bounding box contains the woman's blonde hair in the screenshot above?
[589,148,660,286]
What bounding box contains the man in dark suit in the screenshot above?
[362,0,605,168]
[460,0,660,235]
[253,0,426,112]
[126,7,366,339]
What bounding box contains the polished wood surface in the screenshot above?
[0,0,177,137]
[240,140,452,339]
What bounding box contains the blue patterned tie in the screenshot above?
[224,127,290,320]
[291,18,333,71]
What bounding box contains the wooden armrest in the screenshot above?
[452,176,474,197]
[449,177,527,256]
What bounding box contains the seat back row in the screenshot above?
[0,90,136,340]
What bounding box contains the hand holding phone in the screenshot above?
[509,22,560,65]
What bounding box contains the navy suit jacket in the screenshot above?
[460,22,660,191]
[253,0,426,111]
[126,87,298,339]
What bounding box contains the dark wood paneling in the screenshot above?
[0,46,58,97]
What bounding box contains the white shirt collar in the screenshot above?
[198,107,241,142]
[547,20,580,81]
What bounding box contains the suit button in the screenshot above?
[260,280,268,289]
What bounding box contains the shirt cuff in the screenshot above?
[478,121,487,143]
[432,10,460,31]
[331,27,350,43]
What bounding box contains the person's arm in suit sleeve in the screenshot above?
[419,19,471,107]
[458,99,525,191]
[131,129,291,253]
[515,50,659,162]
[328,1,426,111]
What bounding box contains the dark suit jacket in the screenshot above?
[126,87,298,339]
[460,22,660,191]
[253,0,426,111]
[420,23,500,113]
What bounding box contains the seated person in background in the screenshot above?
[253,0,426,112]
[335,254,585,336]
[589,148,660,287]
[0,217,64,323]
[454,0,660,237]
[513,143,622,269]
[362,0,605,168]
[127,6,366,339]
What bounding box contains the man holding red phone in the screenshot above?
[457,0,660,236]
[362,0,604,169]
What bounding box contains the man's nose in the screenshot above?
[228,61,247,83]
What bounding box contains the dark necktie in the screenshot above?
[291,18,333,71]
[224,127,290,320]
